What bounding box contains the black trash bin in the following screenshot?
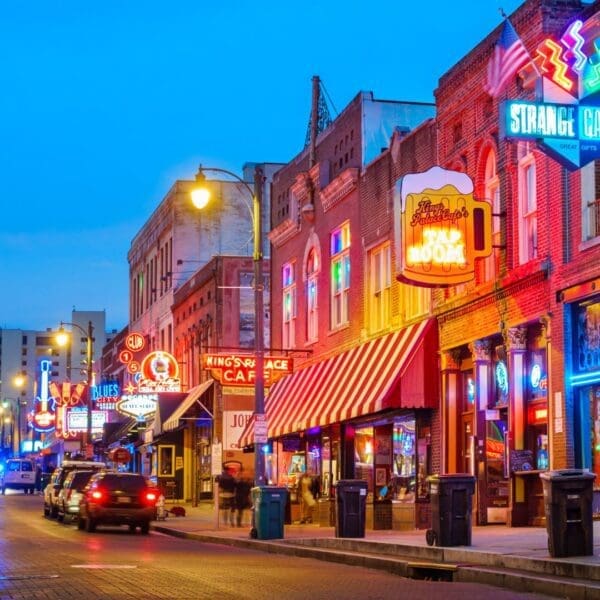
[540,469,595,557]
[250,485,287,540]
[426,473,475,547]
[335,479,368,538]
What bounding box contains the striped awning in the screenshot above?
[239,319,438,447]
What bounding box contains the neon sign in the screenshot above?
[116,393,158,419]
[203,354,293,387]
[32,360,56,433]
[394,166,492,287]
[502,12,600,169]
[137,351,181,392]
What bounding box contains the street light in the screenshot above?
[192,164,266,486]
[55,320,94,457]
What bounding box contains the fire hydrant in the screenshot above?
[156,494,168,520]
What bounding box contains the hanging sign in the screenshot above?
[116,393,158,420]
[394,166,492,287]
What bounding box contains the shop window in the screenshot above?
[368,242,391,333]
[392,420,416,502]
[354,427,374,492]
[158,445,175,477]
[330,222,350,330]
[282,261,296,349]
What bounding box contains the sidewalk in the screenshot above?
[152,501,600,598]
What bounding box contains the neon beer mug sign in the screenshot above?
[394,166,492,287]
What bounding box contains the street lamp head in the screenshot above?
[56,325,70,348]
[191,165,211,210]
[13,374,26,388]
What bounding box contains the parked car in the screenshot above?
[43,460,106,518]
[78,472,159,534]
[56,470,95,524]
[1,458,37,494]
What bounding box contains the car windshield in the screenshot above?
[99,474,147,493]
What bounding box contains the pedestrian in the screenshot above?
[216,466,236,526]
[300,473,316,524]
[233,475,253,527]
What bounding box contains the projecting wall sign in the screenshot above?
[501,12,600,169]
[393,166,492,287]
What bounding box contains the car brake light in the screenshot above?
[91,490,104,501]
[145,491,157,503]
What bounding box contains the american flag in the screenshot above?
[484,19,530,97]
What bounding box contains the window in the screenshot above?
[368,243,391,333]
[282,262,296,349]
[158,445,175,477]
[518,143,537,264]
[330,223,350,329]
[306,249,319,343]
[483,151,501,281]
[402,283,430,321]
[581,161,600,242]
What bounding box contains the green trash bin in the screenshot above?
[540,469,595,557]
[250,485,287,540]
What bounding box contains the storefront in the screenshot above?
[568,294,600,513]
[240,318,439,530]
[443,320,549,527]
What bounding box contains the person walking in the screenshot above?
[233,475,253,527]
[216,466,236,526]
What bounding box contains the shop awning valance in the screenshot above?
[163,379,214,432]
[239,319,438,447]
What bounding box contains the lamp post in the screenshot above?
[56,320,94,457]
[191,164,266,486]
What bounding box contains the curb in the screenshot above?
[152,524,600,599]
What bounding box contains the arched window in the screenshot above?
[483,150,501,280]
[306,248,319,343]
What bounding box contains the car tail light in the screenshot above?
[145,490,158,504]
[90,489,104,502]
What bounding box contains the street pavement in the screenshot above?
[152,500,600,599]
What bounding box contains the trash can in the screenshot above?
[250,485,287,540]
[335,479,368,538]
[426,473,475,547]
[540,469,596,557]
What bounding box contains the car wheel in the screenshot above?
[128,524,137,533]
[85,517,96,533]
[57,512,64,523]
[140,522,150,535]
[50,506,58,519]
[43,504,50,517]
[63,514,72,525]
[77,517,85,530]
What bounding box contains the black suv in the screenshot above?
[78,472,158,534]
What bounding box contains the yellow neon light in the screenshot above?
[407,227,466,265]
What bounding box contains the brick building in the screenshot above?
[245,91,438,528]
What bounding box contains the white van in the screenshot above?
[1,458,37,494]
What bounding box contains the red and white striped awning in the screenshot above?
[239,319,438,447]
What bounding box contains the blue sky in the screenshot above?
[0,0,524,331]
